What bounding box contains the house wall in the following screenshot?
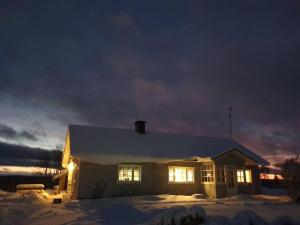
[76,161,205,198]
[214,151,245,198]
[61,132,71,168]
[73,152,262,199]
[214,152,261,197]
[246,164,262,194]
[76,161,155,198]
[215,184,227,198]
[152,161,201,195]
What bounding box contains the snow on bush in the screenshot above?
[0,189,7,195]
[232,210,268,225]
[149,205,207,225]
[271,216,300,225]
[208,216,232,225]
[189,205,207,218]
[16,184,44,190]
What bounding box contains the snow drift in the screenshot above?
[149,206,300,225]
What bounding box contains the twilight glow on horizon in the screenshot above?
[0,0,299,164]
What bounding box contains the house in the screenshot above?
[58,121,268,199]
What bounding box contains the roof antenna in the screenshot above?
[229,106,232,139]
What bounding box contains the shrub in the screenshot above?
[281,156,300,203]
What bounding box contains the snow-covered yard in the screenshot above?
[0,189,300,225]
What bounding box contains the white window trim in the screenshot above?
[117,164,142,183]
[201,163,215,184]
[168,166,195,184]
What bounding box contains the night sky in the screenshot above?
[0,0,299,164]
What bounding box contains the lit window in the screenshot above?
[237,170,245,183]
[202,164,214,182]
[245,170,252,183]
[168,166,195,183]
[118,165,141,182]
[216,166,226,183]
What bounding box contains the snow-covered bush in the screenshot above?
[149,205,207,225]
[271,216,300,225]
[281,156,300,203]
[232,210,268,225]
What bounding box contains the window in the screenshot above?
[237,170,245,183]
[118,165,141,182]
[168,166,195,183]
[202,164,214,182]
[216,166,226,183]
[245,170,252,183]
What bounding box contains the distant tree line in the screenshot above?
[0,141,63,176]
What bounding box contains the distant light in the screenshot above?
[260,173,283,180]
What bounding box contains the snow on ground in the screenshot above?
[0,189,300,225]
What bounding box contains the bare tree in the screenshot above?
[42,151,51,176]
[51,144,63,174]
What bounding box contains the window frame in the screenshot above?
[117,164,142,183]
[168,166,195,184]
[201,163,215,183]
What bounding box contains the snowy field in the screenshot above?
[0,189,300,225]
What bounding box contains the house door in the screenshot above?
[226,167,236,196]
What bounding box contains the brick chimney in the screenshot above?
[134,120,146,134]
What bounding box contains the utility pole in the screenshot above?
[229,106,232,138]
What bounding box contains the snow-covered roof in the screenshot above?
[68,124,268,165]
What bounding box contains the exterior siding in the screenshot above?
[153,161,201,195]
[246,165,262,194]
[215,184,227,198]
[70,150,262,199]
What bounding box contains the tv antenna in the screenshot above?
[229,106,232,138]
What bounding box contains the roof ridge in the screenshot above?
[68,123,234,140]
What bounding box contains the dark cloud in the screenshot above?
[0,0,299,163]
[0,124,39,141]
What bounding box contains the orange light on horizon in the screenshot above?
[260,173,283,180]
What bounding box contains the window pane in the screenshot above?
[237,170,245,183]
[118,165,141,182]
[245,170,252,183]
[202,164,215,182]
[133,168,140,181]
[168,166,194,183]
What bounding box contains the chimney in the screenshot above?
[134,120,146,134]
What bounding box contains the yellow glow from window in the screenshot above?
[245,170,252,183]
[169,166,194,183]
[68,161,75,172]
[237,170,245,183]
[118,165,141,182]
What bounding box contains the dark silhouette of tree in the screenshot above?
[281,155,300,203]
[42,151,51,176]
[51,145,63,174]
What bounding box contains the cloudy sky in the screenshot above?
[0,0,299,164]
